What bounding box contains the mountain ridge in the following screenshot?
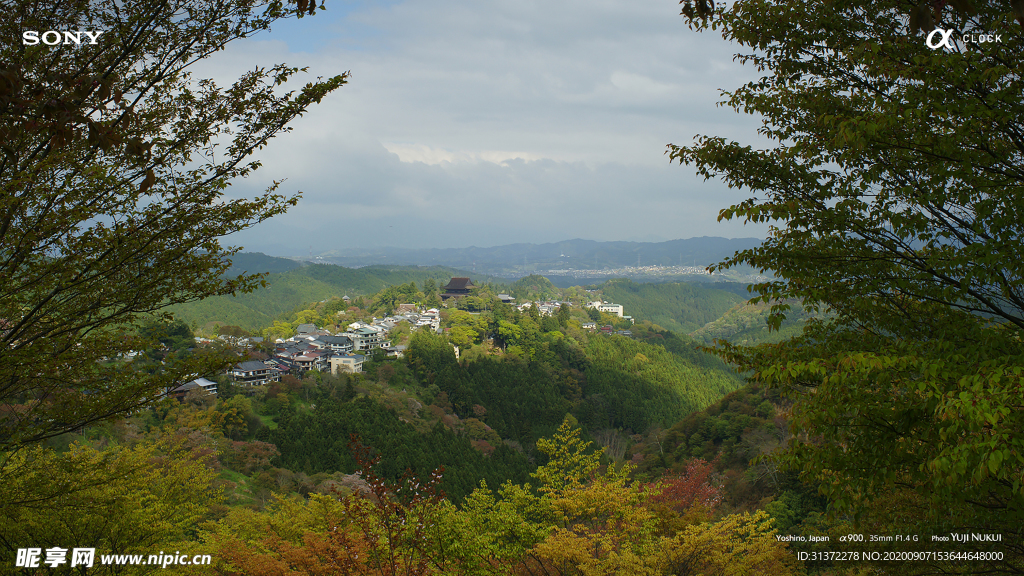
[296,236,765,273]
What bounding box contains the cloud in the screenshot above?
[197,0,771,255]
[382,143,546,165]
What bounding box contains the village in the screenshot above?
[170,277,631,399]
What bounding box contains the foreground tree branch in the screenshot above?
[672,0,1024,572]
[0,0,348,448]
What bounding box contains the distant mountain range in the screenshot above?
[171,238,774,332]
[175,262,501,332]
[307,237,764,276]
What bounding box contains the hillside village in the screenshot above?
[173,277,630,397]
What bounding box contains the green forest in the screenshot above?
[3,284,818,574]
[598,279,749,333]
[6,273,1010,574]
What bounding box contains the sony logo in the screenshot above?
[23,31,105,46]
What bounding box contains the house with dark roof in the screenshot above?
[440,277,476,300]
[168,377,218,401]
[295,323,331,337]
[229,360,279,386]
[385,344,408,359]
[295,323,318,335]
[318,335,354,353]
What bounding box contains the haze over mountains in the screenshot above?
[185,236,769,333]
[298,236,765,278]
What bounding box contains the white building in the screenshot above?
[342,325,391,351]
[329,354,365,374]
[587,300,624,318]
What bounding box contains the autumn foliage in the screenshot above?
[210,418,797,576]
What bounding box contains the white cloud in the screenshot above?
[382,143,547,165]
[197,0,771,254]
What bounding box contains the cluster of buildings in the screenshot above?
[508,298,632,326]
[261,308,440,378]
[171,306,442,399]
[516,300,567,316]
[170,281,633,401]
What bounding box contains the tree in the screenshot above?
[423,278,438,298]
[557,303,571,328]
[671,0,1024,568]
[0,437,220,573]
[0,0,347,449]
[217,435,447,576]
[526,418,796,576]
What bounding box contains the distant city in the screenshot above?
[280,237,771,284]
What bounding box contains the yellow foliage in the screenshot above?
[526,421,798,576]
[191,418,800,576]
[656,510,798,576]
[533,416,604,495]
[0,437,220,573]
[207,493,347,551]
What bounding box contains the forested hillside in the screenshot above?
[168,261,501,331]
[264,394,533,502]
[597,279,747,333]
[689,300,818,346]
[9,275,966,575]
[222,252,303,276]
[404,327,743,450]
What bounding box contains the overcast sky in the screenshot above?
[204,0,771,256]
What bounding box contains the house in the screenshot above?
[343,326,391,351]
[440,277,476,300]
[537,302,561,316]
[229,360,279,386]
[329,354,365,374]
[168,377,218,400]
[295,323,331,337]
[318,335,354,354]
[273,344,329,374]
[419,309,440,330]
[497,294,515,304]
[385,344,408,358]
[289,354,316,372]
[397,303,418,314]
[264,359,290,377]
[587,301,624,318]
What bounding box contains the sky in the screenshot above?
[202,0,772,256]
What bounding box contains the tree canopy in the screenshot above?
[0,0,347,449]
[672,0,1024,569]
